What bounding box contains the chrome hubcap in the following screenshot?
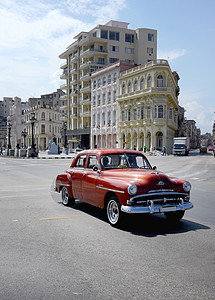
[107,200,119,224]
[62,187,68,205]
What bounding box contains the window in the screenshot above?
[102,112,106,125]
[125,33,134,43]
[122,84,126,94]
[93,114,95,126]
[87,156,99,169]
[157,75,163,87]
[41,124,45,134]
[147,47,153,54]
[109,31,119,41]
[41,112,45,120]
[102,77,106,85]
[101,30,108,39]
[75,155,87,168]
[134,108,137,120]
[93,81,96,89]
[140,78,144,89]
[134,80,138,91]
[147,76,151,88]
[128,82,132,93]
[93,96,96,106]
[113,90,116,102]
[108,74,112,83]
[102,93,106,105]
[97,79,101,87]
[107,111,111,124]
[110,45,119,52]
[122,110,125,121]
[148,33,154,42]
[98,57,105,65]
[108,91,111,103]
[125,47,134,54]
[113,110,116,124]
[113,73,117,81]
[97,95,101,106]
[109,58,118,64]
[169,108,173,119]
[158,105,164,118]
[128,109,131,121]
[147,106,151,118]
[97,114,100,126]
[141,107,144,119]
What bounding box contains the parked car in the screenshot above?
[200,146,207,153]
[55,149,193,226]
[208,145,214,151]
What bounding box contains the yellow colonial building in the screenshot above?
[118,60,179,153]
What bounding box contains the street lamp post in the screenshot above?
[7,121,12,150]
[30,112,36,150]
[62,121,67,150]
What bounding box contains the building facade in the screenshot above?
[91,61,135,149]
[118,60,179,153]
[59,20,157,150]
[24,107,62,150]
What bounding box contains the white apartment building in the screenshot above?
[91,61,135,149]
[59,20,157,150]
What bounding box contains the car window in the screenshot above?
[87,156,99,169]
[100,153,151,170]
[75,155,87,168]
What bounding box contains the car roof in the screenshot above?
[76,148,144,156]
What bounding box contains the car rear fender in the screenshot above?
[56,172,73,198]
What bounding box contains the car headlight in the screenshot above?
[183,181,191,192]
[128,184,137,195]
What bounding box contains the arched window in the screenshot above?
[128,82,132,93]
[147,76,151,88]
[157,75,163,87]
[122,84,126,94]
[157,132,163,150]
[134,80,138,91]
[140,78,144,89]
[41,112,45,120]
[158,105,164,118]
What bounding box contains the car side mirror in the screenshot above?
[93,166,98,172]
[153,166,157,170]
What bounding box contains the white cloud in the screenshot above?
[0,0,126,100]
[179,91,214,133]
[158,49,186,61]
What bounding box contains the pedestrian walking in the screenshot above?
[163,146,166,156]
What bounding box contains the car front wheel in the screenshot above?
[164,210,185,222]
[106,196,123,226]
[61,186,75,206]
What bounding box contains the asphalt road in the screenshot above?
[0,151,215,300]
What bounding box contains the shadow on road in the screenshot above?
[52,190,210,237]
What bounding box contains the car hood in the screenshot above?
[102,168,178,192]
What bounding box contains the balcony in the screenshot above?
[80,47,108,58]
[79,98,91,105]
[60,72,68,79]
[60,94,67,100]
[80,85,91,93]
[80,111,91,117]
[60,61,68,69]
[60,84,68,90]
[69,68,78,74]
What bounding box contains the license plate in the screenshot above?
[160,206,177,212]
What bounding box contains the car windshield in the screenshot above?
[100,153,152,170]
[174,144,185,149]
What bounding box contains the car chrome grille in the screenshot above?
[128,190,188,206]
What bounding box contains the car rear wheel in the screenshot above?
[61,186,75,206]
[106,196,122,226]
[164,210,185,222]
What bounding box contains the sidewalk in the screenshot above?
[38,151,75,159]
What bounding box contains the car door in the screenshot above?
[82,155,100,206]
[71,154,87,200]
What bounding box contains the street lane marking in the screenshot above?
[40,216,82,221]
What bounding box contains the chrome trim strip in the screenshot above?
[121,202,193,214]
[96,186,125,194]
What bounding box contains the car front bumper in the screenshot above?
[121,201,193,214]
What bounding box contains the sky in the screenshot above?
[0,0,215,134]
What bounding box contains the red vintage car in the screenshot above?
[55,149,193,226]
